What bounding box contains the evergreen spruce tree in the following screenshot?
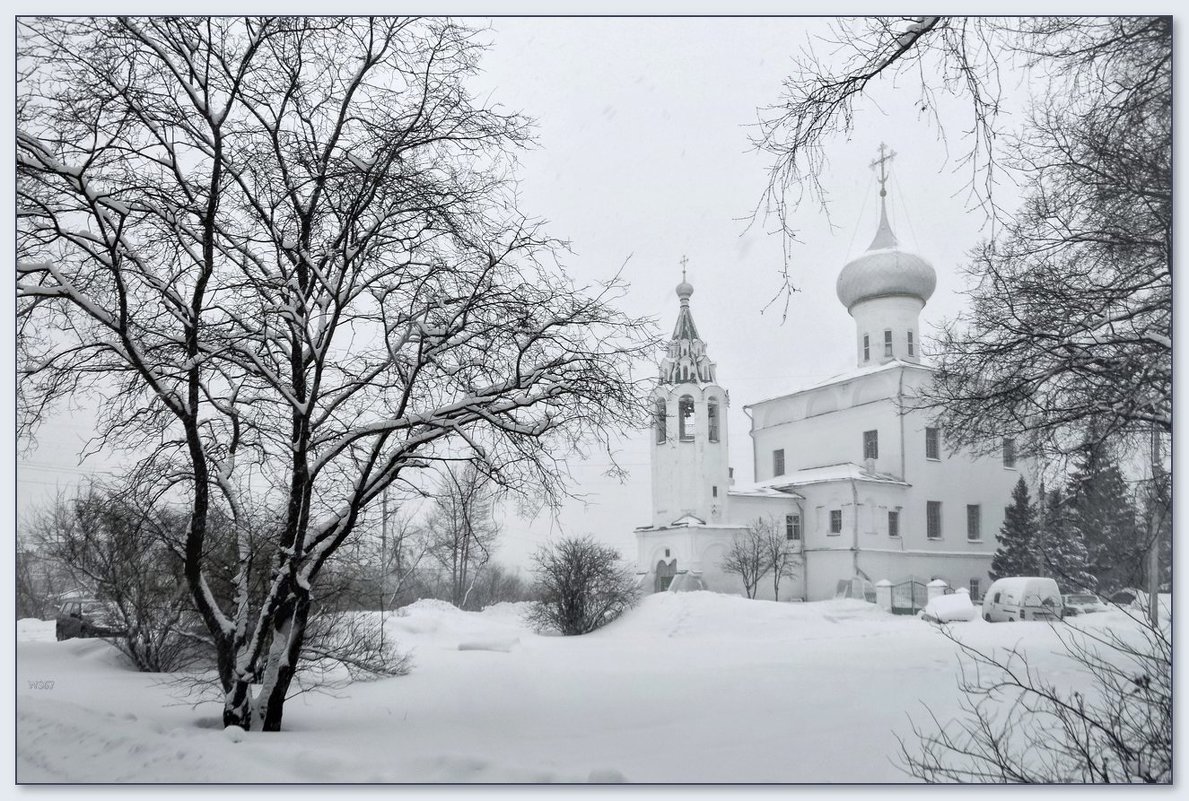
[1039,489,1096,593]
[990,477,1039,580]
[1067,443,1143,593]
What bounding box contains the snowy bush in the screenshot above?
[525,537,639,635]
[900,608,1171,782]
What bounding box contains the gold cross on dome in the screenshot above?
[870,143,897,197]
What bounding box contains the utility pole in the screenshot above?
[1036,475,1047,578]
[1146,428,1162,626]
[380,487,388,650]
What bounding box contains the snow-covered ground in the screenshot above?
[15,592,1163,784]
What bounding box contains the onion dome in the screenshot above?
[672,276,699,340]
[836,198,936,311]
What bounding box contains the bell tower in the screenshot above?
[650,260,731,528]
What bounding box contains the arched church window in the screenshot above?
[655,399,667,444]
[679,395,695,441]
[707,397,720,442]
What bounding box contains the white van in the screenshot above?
[981,577,1064,622]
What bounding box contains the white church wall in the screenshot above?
[726,494,802,529]
[804,550,857,601]
[898,403,1030,556]
[855,550,994,601]
[750,389,905,480]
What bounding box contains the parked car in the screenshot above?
[982,577,1064,622]
[921,591,979,624]
[55,599,125,641]
[1062,593,1108,616]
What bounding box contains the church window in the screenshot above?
[888,510,900,538]
[712,485,718,498]
[707,397,720,442]
[1002,437,1016,468]
[654,399,667,444]
[884,329,893,357]
[863,334,870,362]
[969,578,981,600]
[907,330,915,356]
[967,505,981,541]
[786,514,801,541]
[927,501,942,540]
[773,448,785,477]
[925,427,940,460]
[863,430,878,460]
[829,509,842,534]
[679,395,695,440]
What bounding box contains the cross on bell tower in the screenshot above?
[870,142,897,198]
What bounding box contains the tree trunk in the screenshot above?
[256,595,311,732]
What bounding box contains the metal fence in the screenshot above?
[890,579,929,615]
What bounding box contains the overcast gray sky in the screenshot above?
[15,12,1152,572]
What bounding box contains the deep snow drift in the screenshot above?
[15,592,1160,783]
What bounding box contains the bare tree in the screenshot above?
[381,512,431,609]
[758,516,802,602]
[31,486,202,672]
[17,17,652,731]
[526,536,639,636]
[898,610,1171,783]
[468,562,535,608]
[16,534,70,620]
[426,464,500,609]
[720,520,772,600]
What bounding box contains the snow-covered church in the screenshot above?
[635,153,1030,602]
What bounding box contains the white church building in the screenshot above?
[635,158,1031,603]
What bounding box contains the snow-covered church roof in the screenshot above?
[735,462,910,493]
[743,358,931,410]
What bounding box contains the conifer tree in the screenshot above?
[1067,444,1143,593]
[1039,489,1096,593]
[990,477,1039,580]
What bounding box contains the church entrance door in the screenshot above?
[655,559,676,593]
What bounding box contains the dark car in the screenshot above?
[1062,593,1108,616]
[55,599,125,641]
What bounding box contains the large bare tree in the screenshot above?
[17,17,652,731]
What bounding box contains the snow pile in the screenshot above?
[921,592,979,623]
[18,619,57,643]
